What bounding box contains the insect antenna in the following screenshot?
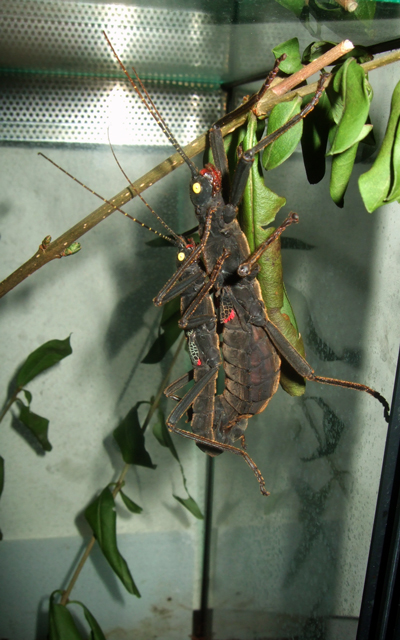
[106,131,184,248]
[38,153,181,247]
[103,31,199,179]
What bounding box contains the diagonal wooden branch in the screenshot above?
[1,44,400,300]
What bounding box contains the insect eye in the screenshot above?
[177,251,185,261]
[192,182,202,194]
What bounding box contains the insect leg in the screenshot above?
[229,73,328,209]
[237,211,299,277]
[179,248,231,328]
[263,318,390,421]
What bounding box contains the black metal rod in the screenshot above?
[357,347,400,639]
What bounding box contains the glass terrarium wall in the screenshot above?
[0,1,399,639]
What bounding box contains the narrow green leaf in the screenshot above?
[359,79,400,212]
[152,408,179,461]
[272,38,303,74]
[330,123,373,207]
[85,487,140,596]
[16,399,52,451]
[173,495,204,520]
[16,336,72,388]
[328,59,372,155]
[161,297,180,326]
[69,601,107,640]
[0,456,4,499]
[330,143,358,208]
[262,97,303,171]
[113,404,156,469]
[49,601,84,640]
[119,490,143,514]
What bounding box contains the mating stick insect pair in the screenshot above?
[44,35,390,496]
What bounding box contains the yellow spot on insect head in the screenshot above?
[192,182,201,194]
[178,252,185,261]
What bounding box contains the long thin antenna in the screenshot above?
[106,130,183,247]
[38,153,179,246]
[103,31,199,178]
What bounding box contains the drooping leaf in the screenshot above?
[239,113,305,396]
[330,141,359,208]
[152,408,179,461]
[0,456,4,499]
[49,598,84,640]
[113,404,156,469]
[173,495,204,520]
[16,399,52,451]
[22,389,32,404]
[119,490,143,514]
[263,97,303,171]
[16,336,72,388]
[85,487,140,596]
[69,601,107,640]
[273,38,303,74]
[328,58,372,156]
[359,79,400,212]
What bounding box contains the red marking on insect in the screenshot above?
[197,358,202,366]
[200,163,222,195]
[223,309,235,323]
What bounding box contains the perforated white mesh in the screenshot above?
[0,73,225,145]
[0,0,227,144]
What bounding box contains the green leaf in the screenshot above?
[272,38,303,74]
[49,600,84,640]
[119,490,143,514]
[330,125,372,207]
[239,113,305,397]
[262,97,303,171]
[328,58,372,155]
[16,336,72,388]
[113,404,156,469]
[16,399,52,451]
[359,79,400,212]
[85,487,140,596]
[69,601,107,640]
[142,311,182,364]
[23,389,32,404]
[173,495,204,520]
[0,456,4,499]
[152,409,179,462]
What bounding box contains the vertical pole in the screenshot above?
[357,347,400,639]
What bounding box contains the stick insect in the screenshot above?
[44,36,390,495]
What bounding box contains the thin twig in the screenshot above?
[1,46,400,300]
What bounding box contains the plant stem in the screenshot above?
[59,333,185,605]
[0,391,19,424]
[2,45,399,300]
